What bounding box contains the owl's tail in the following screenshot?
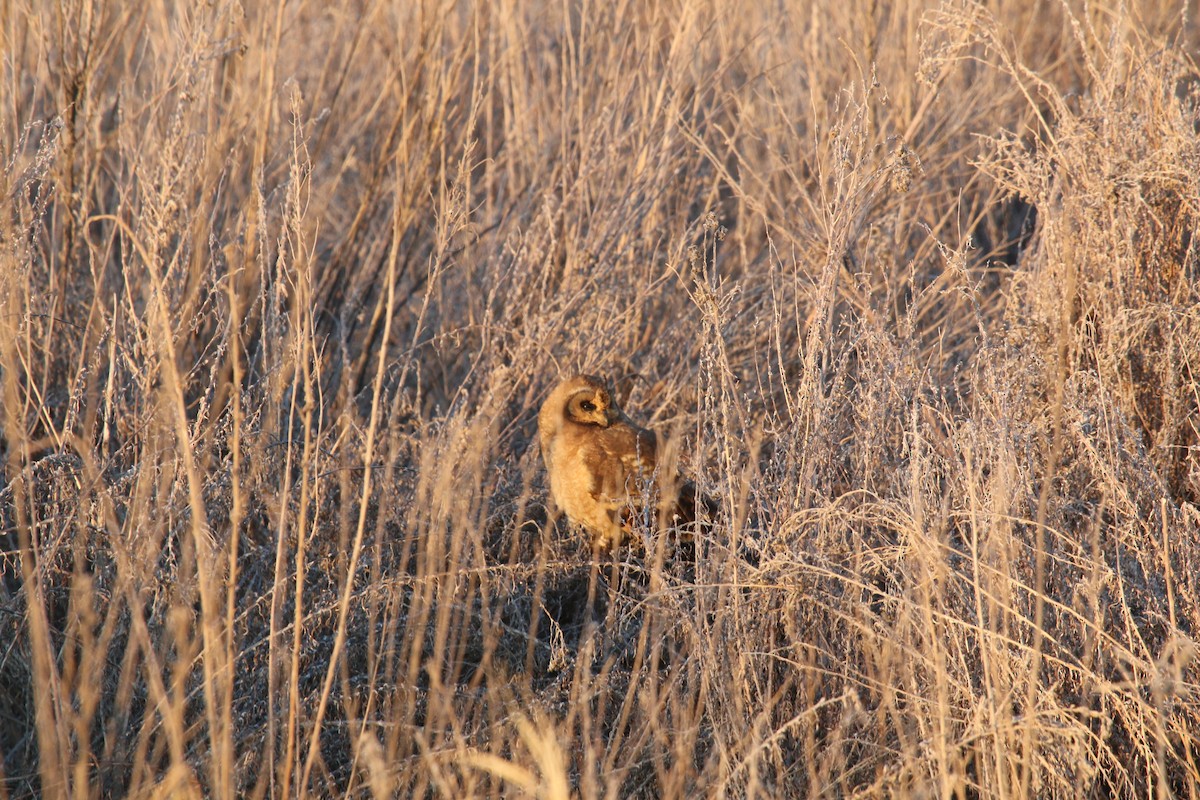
[669,481,764,568]
[674,480,716,525]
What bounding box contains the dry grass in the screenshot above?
[2,0,1199,797]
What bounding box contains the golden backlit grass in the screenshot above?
[1,0,1198,797]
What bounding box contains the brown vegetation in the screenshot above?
[1,0,1198,797]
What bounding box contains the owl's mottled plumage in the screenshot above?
[537,374,710,550]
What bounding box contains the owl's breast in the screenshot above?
[545,435,623,540]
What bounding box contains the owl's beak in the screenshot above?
[604,407,619,426]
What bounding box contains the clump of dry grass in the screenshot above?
[1,0,1198,797]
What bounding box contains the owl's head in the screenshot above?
[560,375,619,428]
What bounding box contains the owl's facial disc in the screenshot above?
[570,390,611,427]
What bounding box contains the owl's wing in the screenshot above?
[583,422,652,523]
[598,420,657,477]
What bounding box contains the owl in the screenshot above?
[537,374,711,550]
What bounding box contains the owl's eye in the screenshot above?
[580,400,596,412]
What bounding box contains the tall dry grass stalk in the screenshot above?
[1,0,1198,797]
